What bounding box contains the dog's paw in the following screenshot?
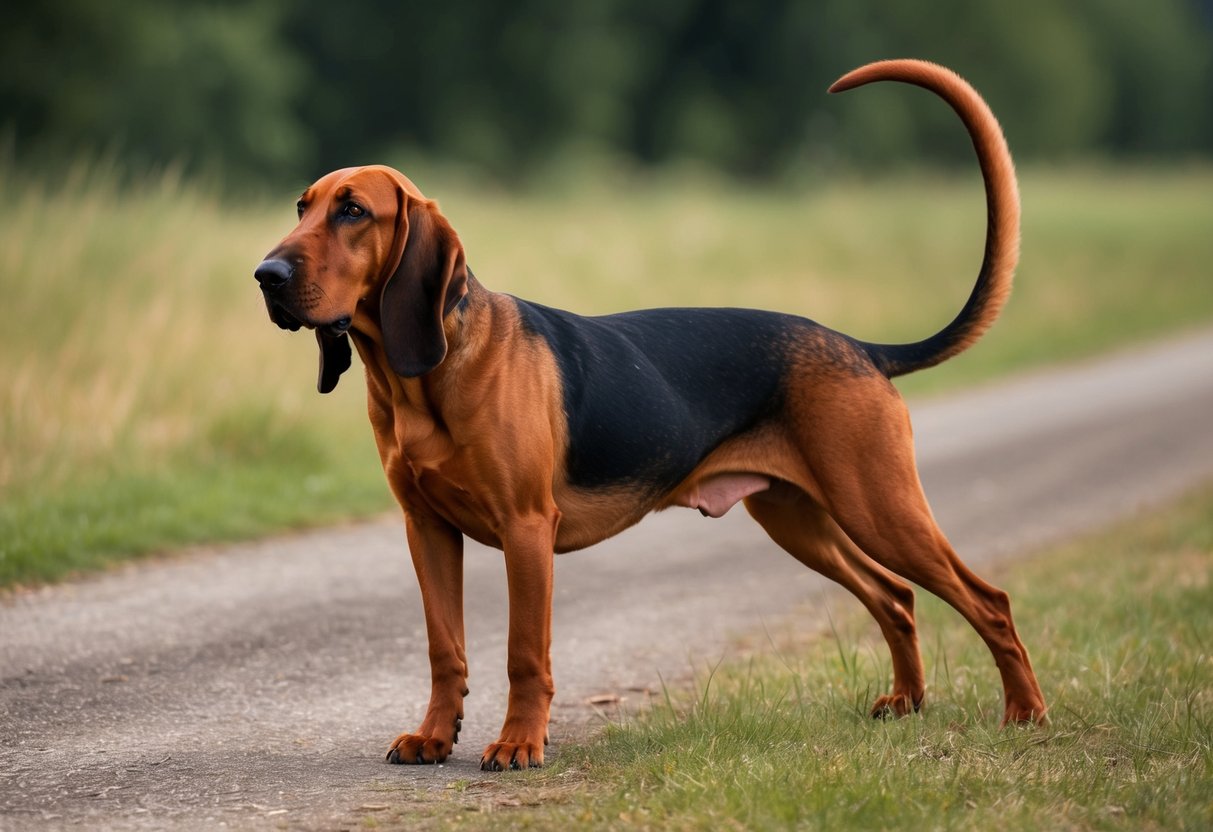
[480,740,544,771]
[870,692,922,720]
[1000,702,1048,727]
[386,733,451,764]
[385,716,462,765]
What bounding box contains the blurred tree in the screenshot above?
[1073,0,1213,155]
[1,0,1210,185]
[281,0,647,179]
[0,0,309,182]
[814,0,1112,163]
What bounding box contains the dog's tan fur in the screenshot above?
[255,60,1046,771]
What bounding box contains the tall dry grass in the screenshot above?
[0,163,349,496]
[3,162,1212,583]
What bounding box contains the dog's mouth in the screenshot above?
[265,297,304,332]
[264,296,350,337]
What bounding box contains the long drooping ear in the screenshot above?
[315,329,352,394]
[380,194,469,378]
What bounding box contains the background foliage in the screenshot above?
[2,0,1211,186]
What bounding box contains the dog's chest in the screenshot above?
[400,456,506,549]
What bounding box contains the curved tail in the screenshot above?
[829,60,1020,378]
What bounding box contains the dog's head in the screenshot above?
[254,165,469,393]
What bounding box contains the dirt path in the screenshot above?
[4,329,1213,830]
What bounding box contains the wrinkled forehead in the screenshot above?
[301,165,427,203]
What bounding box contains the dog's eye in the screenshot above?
[342,203,366,219]
[296,200,306,218]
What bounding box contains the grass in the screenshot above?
[3,161,1213,585]
[372,486,1213,831]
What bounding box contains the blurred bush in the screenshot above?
[2,0,1210,187]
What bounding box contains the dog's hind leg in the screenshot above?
[797,380,1047,724]
[745,486,926,718]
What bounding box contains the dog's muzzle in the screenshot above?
[255,258,350,336]
[254,258,303,331]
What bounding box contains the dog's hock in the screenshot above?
[676,473,771,518]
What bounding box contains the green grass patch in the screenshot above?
[395,487,1213,830]
[0,425,384,585]
[3,162,1212,585]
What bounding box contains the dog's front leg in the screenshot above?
[481,512,558,770]
[386,512,467,764]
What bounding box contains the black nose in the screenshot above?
[254,258,293,289]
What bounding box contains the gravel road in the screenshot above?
[3,328,1213,830]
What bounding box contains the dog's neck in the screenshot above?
[348,273,498,449]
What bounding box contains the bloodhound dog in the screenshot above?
[255,59,1046,771]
